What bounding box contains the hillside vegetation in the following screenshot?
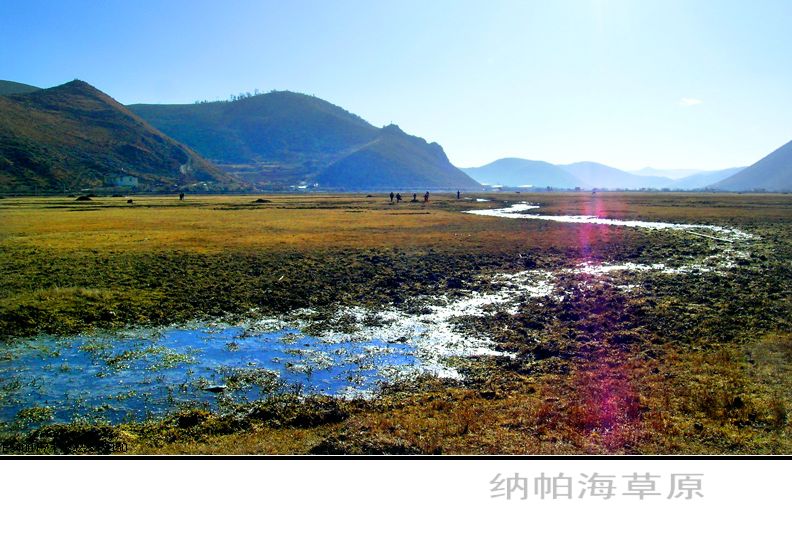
[0,80,41,96]
[0,81,238,193]
[130,91,377,165]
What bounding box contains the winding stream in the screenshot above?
[466,203,755,241]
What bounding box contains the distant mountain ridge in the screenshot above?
[0,80,233,193]
[462,158,582,189]
[674,167,746,190]
[632,167,702,180]
[465,157,752,191]
[710,139,792,192]
[130,92,478,191]
[560,161,672,189]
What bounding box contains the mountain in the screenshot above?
[462,158,582,189]
[464,158,708,190]
[0,80,234,193]
[0,80,41,96]
[561,161,672,189]
[632,167,702,180]
[709,139,792,192]
[317,124,479,191]
[674,167,745,190]
[129,91,377,166]
[632,166,747,189]
[453,154,754,191]
[130,92,478,191]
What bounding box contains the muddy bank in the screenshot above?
[0,232,703,341]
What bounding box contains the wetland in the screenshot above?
[1,192,790,454]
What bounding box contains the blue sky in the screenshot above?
[2,0,791,170]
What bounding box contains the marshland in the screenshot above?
[0,192,790,454]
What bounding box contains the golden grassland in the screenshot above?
[1,192,791,454]
[1,194,519,253]
[3,192,790,253]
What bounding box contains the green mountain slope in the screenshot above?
[0,80,233,193]
[129,91,378,165]
[130,92,478,190]
[710,139,792,191]
[0,80,41,96]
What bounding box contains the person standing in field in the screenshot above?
[423,191,429,203]
[179,192,185,201]
[396,193,402,203]
[389,192,394,203]
[457,190,460,200]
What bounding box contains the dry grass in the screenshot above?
[1,194,505,253]
[7,192,788,254]
[127,424,341,455]
[313,333,791,455]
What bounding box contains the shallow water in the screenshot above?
[0,323,428,429]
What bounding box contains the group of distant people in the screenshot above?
[179,190,470,203]
[389,190,463,203]
[390,191,429,203]
[173,191,466,203]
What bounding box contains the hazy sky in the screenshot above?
[2,0,791,170]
